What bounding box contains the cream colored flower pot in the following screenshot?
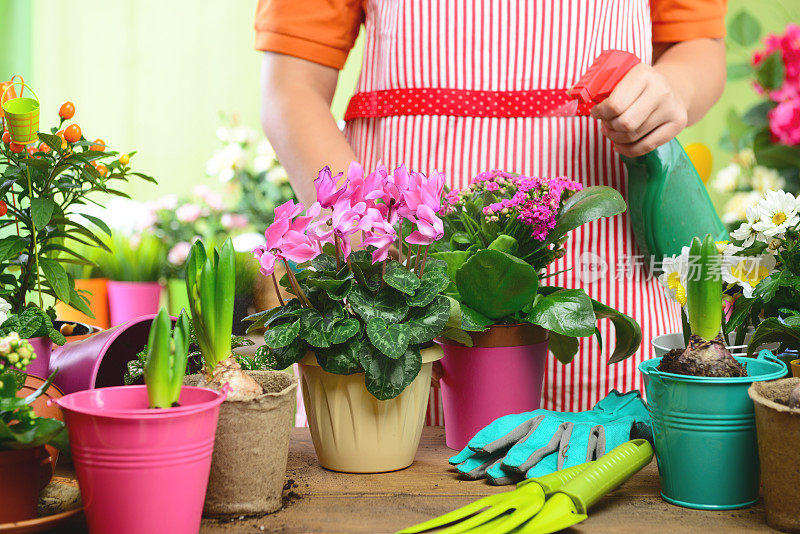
[299,345,443,473]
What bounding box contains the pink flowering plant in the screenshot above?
[433,171,641,364]
[246,163,453,399]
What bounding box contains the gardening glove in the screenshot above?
[448,390,650,485]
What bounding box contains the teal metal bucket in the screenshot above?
[639,350,787,510]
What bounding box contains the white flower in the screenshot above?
[231,126,257,145]
[752,190,800,237]
[167,242,192,266]
[658,247,690,306]
[712,163,742,194]
[266,166,289,185]
[735,148,756,168]
[72,199,155,236]
[722,191,761,225]
[723,253,777,298]
[206,143,246,182]
[156,194,179,210]
[730,204,764,248]
[0,298,11,326]
[232,232,265,253]
[751,166,784,193]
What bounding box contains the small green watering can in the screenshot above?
[2,79,40,145]
[570,50,728,266]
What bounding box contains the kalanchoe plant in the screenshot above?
[186,238,263,399]
[144,308,191,409]
[0,332,67,450]
[433,171,641,364]
[247,163,452,400]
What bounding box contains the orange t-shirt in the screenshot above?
[255,0,726,70]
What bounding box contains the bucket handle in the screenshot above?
[757,349,788,370]
[1,80,39,105]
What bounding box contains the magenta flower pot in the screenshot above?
[57,385,226,534]
[25,336,53,380]
[49,314,172,395]
[107,280,163,326]
[438,325,549,450]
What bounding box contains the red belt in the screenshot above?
[344,88,592,121]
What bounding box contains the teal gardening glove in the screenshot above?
[449,390,651,485]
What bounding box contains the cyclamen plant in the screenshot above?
[247,163,452,400]
[433,170,642,364]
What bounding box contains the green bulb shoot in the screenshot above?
[144,308,190,409]
[685,234,723,342]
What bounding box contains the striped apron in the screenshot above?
[343,0,682,416]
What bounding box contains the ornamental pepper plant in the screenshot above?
[247,163,452,400]
[432,171,642,364]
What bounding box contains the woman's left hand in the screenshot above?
[590,63,689,158]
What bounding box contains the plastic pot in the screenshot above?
[184,371,297,515]
[791,359,800,378]
[57,385,226,534]
[0,446,50,522]
[54,278,111,329]
[18,374,65,479]
[49,314,171,395]
[106,280,163,326]
[438,325,548,450]
[299,345,442,472]
[748,378,800,532]
[639,350,787,510]
[25,336,52,380]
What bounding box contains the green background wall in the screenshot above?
[1,0,797,201]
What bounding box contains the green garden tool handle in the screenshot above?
[558,439,654,513]
[519,462,593,494]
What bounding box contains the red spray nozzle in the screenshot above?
[568,50,641,106]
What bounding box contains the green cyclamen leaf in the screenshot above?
[366,317,411,359]
[263,320,301,349]
[406,295,451,344]
[408,269,450,307]
[300,308,330,348]
[383,261,422,295]
[328,318,360,344]
[316,337,367,374]
[347,285,408,324]
[358,345,422,400]
[263,337,307,370]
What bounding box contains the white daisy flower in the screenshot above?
[751,166,784,193]
[712,163,741,194]
[723,191,761,225]
[730,204,764,247]
[658,247,690,306]
[752,190,800,237]
[723,253,776,298]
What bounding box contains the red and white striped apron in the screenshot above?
[343,0,682,416]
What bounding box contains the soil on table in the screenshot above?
[657,334,747,377]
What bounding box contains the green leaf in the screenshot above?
[78,213,113,237]
[263,320,301,349]
[0,235,28,263]
[408,269,450,307]
[366,317,411,358]
[727,62,752,81]
[460,305,492,331]
[347,285,409,324]
[487,234,518,254]
[440,327,474,347]
[548,331,580,364]
[311,254,338,272]
[545,186,626,245]
[300,308,329,348]
[68,285,95,318]
[755,50,785,92]
[456,249,539,320]
[383,260,422,295]
[747,317,800,356]
[527,289,596,337]
[38,132,63,153]
[306,267,354,300]
[39,258,71,303]
[263,337,307,370]
[728,10,761,47]
[328,318,360,344]
[30,197,56,229]
[358,345,422,400]
[592,299,642,364]
[406,295,451,344]
[316,337,367,374]
[430,251,471,282]
[244,300,302,332]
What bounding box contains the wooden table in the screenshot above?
[57,427,776,533]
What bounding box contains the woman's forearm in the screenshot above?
[260,52,357,206]
[653,39,726,127]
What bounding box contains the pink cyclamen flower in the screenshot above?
[314,166,347,208]
[255,201,320,275]
[403,169,445,215]
[176,203,202,223]
[768,98,800,146]
[361,216,397,263]
[406,204,444,246]
[221,213,249,230]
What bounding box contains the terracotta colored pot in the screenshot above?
[438,324,549,450]
[18,375,65,479]
[299,346,442,473]
[54,278,111,329]
[0,446,50,522]
[49,314,172,395]
[106,280,163,326]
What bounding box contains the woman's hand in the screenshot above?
[590,63,688,158]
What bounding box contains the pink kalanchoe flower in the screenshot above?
[406,204,444,246]
[314,167,347,208]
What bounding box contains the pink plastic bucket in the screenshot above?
[50,314,173,395]
[107,280,163,326]
[438,325,549,450]
[25,336,52,380]
[57,385,226,534]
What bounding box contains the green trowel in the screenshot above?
[569,50,728,266]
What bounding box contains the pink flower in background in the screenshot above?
[193,185,225,211]
[156,194,179,210]
[176,203,202,223]
[168,242,192,265]
[406,205,444,246]
[314,167,347,208]
[221,213,249,230]
[769,98,800,146]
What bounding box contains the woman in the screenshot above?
[255,0,727,414]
